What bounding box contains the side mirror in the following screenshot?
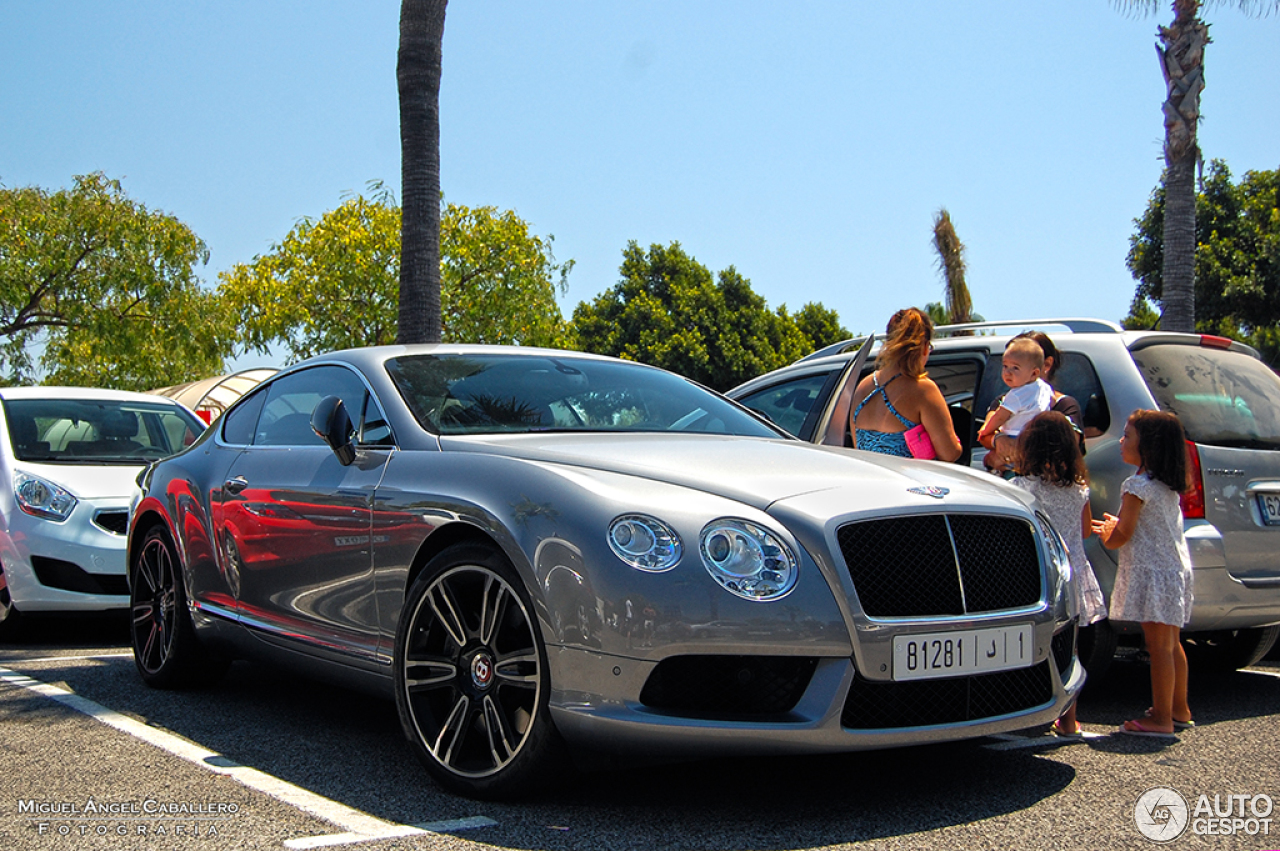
[311,396,357,466]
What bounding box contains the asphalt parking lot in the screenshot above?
[2,615,1278,851]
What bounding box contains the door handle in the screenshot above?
[223,476,248,495]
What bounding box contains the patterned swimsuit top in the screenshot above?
[851,372,918,458]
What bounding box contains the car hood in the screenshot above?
[12,461,144,500]
[443,433,1033,516]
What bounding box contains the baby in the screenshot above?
[977,336,1054,462]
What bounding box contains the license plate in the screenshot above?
[1258,493,1280,526]
[893,624,1034,681]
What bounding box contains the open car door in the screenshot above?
[812,335,875,448]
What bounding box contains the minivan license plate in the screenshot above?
[893,624,1034,681]
[1258,493,1280,526]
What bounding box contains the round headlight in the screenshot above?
[699,519,797,601]
[608,514,682,572]
[15,472,78,521]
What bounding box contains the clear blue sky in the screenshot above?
[3,2,1276,371]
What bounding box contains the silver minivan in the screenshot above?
[730,318,1280,675]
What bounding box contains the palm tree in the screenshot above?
[397,0,448,344]
[932,208,973,331]
[1117,1,1277,333]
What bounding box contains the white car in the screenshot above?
[0,387,205,637]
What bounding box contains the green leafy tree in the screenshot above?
[219,189,571,362]
[792,302,850,354]
[1115,0,1279,333]
[571,241,845,391]
[398,0,448,344]
[441,204,573,347]
[0,172,231,389]
[1127,160,1280,361]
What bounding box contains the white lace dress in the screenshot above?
[1013,477,1107,624]
[1109,474,1194,626]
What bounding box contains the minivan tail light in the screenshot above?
[1181,440,1206,519]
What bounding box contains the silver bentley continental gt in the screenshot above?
[127,345,1083,799]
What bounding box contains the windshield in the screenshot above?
[386,353,783,438]
[1132,344,1280,449]
[3,398,205,464]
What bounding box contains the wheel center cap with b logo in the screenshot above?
[470,651,495,690]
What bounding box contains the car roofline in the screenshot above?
[798,317,1126,364]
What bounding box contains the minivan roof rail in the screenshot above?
[797,318,1124,363]
[934,317,1124,336]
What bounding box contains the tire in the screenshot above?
[1076,619,1117,682]
[0,561,21,640]
[1183,625,1280,672]
[130,526,228,689]
[394,543,568,800]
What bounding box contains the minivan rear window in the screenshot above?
[1132,344,1280,448]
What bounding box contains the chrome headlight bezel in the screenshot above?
[608,514,682,572]
[699,518,798,601]
[14,471,78,522]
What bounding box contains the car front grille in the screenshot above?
[30,556,128,596]
[841,661,1055,729]
[837,514,1042,618]
[639,655,818,719]
[1051,624,1076,681]
[92,509,130,536]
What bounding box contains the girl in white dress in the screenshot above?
[1013,412,1105,737]
[1093,410,1194,737]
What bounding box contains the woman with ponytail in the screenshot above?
[849,307,962,461]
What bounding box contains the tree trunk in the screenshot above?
[1156,1,1208,333]
[397,0,447,344]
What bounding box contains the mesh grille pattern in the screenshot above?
[838,514,1042,618]
[639,656,818,719]
[841,661,1055,729]
[837,516,964,616]
[949,515,1042,612]
[1051,625,1076,680]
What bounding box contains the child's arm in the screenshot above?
[977,406,1012,445]
[1080,501,1092,540]
[1092,492,1144,549]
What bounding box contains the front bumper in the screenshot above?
[0,497,131,613]
[547,621,1082,757]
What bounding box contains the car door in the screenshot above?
[216,365,391,664]
[809,336,877,447]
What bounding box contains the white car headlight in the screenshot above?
[15,472,78,521]
[699,519,797,601]
[608,514,682,572]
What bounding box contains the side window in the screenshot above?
[359,393,395,446]
[255,366,370,447]
[1052,352,1109,436]
[221,390,267,446]
[975,351,1109,437]
[736,372,834,438]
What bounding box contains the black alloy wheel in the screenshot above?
[132,529,178,677]
[394,543,566,799]
[130,526,225,688]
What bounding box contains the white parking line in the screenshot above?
[2,652,134,664]
[0,664,497,847]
